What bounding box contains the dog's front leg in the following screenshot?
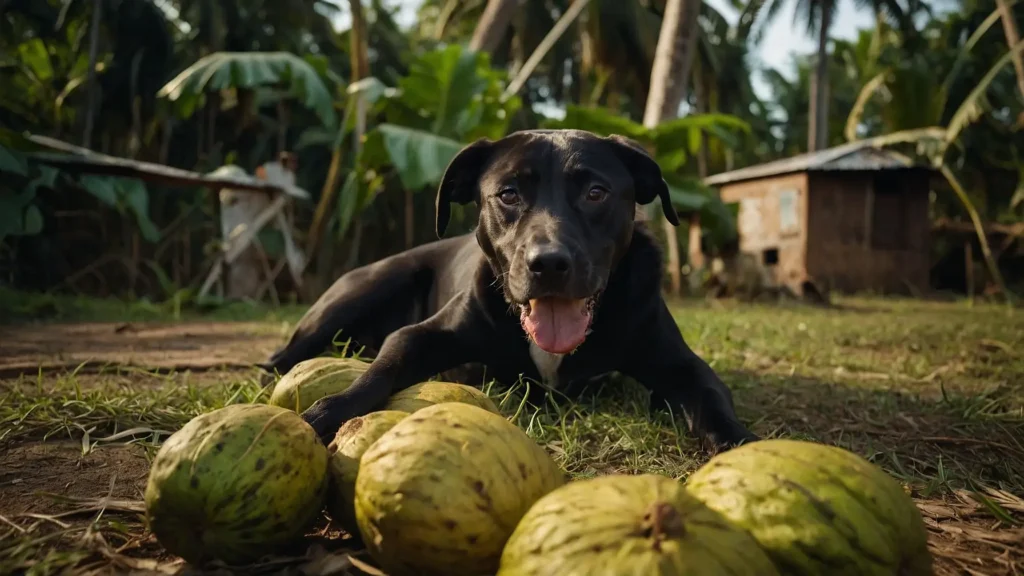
[619,300,758,453]
[300,294,481,442]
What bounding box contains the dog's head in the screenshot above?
[435,129,678,355]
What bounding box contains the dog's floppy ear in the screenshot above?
[604,134,679,226]
[435,138,495,238]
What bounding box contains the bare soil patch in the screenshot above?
[0,442,150,517]
[0,321,290,378]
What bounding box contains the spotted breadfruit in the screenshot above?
[498,473,780,576]
[383,381,500,414]
[269,357,370,413]
[144,404,328,566]
[685,438,932,576]
[354,403,565,576]
[325,410,410,533]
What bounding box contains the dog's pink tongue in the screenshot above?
[521,298,590,354]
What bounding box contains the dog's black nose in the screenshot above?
[526,244,572,280]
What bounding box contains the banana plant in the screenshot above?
[846,35,1024,303]
[157,51,339,127]
[0,128,159,244]
[329,44,523,242]
[541,104,752,244]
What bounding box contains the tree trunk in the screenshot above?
[470,0,521,53]
[503,0,592,99]
[348,0,370,81]
[642,0,702,297]
[808,0,832,152]
[694,69,710,179]
[82,0,103,148]
[306,0,370,285]
[996,0,1024,100]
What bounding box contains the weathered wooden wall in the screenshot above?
[718,169,932,296]
[719,172,809,293]
[804,170,931,294]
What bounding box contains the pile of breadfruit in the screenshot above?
[144,356,933,575]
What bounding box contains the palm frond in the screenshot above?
[856,126,947,164]
[940,164,1016,304]
[942,0,1018,93]
[946,37,1024,145]
[845,70,889,141]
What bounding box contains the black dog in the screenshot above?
[263,129,758,452]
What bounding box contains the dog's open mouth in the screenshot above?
[519,293,599,355]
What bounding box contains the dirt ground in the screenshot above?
[2,310,1022,575]
[0,321,289,378]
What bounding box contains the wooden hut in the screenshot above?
[704,141,935,296]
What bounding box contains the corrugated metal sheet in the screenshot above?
[704,141,922,187]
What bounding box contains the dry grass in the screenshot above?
[1,295,1022,575]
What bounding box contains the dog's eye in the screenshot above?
[498,188,520,205]
[585,187,608,202]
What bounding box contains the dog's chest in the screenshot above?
[528,343,564,389]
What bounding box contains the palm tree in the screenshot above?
[843,4,1024,301]
[739,0,837,152]
[469,0,521,53]
[419,0,662,119]
[643,0,703,296]
[694,2,781,170]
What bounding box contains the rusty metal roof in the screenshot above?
[704,140,924,187]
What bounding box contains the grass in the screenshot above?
[1,293,1022,574]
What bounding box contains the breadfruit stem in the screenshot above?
[642,501,684,551]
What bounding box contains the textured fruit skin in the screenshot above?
[269,357,370,413]
[383,381,500,414]
[685,439,933,576]
[145,403,328,566]
[498,474,780,576]
[326,410,410,533]
[354,403,566,576]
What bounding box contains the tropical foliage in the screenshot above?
[1,0,1023,301]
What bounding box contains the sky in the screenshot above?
[332,0,878,103]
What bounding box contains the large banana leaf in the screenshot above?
[650,113,752,152]
[0,145,28,176]
[541,105,648,139]
[0,172,44,240]
[663,173,738,244]
[382,44,516,141]
[76,175,159,242]
[542,105,750,151]
[364,124,465,191]
[157,51,337,126]
[0,135,158,243]
[1,137,51,241]
[539,104,745,240]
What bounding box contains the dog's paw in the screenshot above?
[257,371,277,388]
[254,360,277,373]
[702,426,760,454]
[300,402,334,445]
